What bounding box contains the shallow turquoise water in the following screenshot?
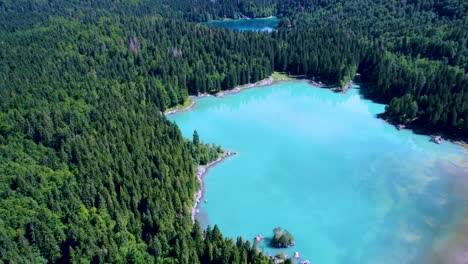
[169,81,468,264]
[202,17,279,32]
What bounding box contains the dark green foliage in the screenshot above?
[363,51,468,135]
[271,227,294,248]
[0,0,467,262]
[0,0,278,29]
[0,15,274,111]
[193,130,200,146]
[189,140,224,166]
[0,7,272,264]
[189,130,224,165]
[276,0,468,137]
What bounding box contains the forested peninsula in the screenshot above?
[0,0,467,263]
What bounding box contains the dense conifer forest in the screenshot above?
[0,5,274,264]
[0,0,466,263]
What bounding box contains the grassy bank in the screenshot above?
[271,71,290,81]
[164,99,194,115]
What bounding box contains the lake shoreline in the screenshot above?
[192,151,236,222]
[380,114,468,149]
[166,74,295,116]
[167,77,466,148]
[308,79,353,94]
[308,80,468,147]
[354,82,468,149]
[164,99,195,116]
[170,80,467,263]
[214,75,296,98]
[215,15,276,22]
[315,78,467,148]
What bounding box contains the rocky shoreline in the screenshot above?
[309,79,353,94]
[165,75,291,116]
[164,100,195,116]
[166,74,354,116]
[382,115,468,149]
[191,151,236,221]
[336,81,354,94]
[215,76,278,98]
[313,79,466,148]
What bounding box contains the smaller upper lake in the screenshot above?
[201,17,279,32]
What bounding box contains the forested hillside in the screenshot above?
[0,12,272,264]
[0,0,467,263]
[276,0,468,136]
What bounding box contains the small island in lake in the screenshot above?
[271,227,295,248]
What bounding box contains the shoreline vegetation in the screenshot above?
[3,0,467,262]
[215,71,291,97]
[164,99,195,116]
[310,77,467,149]
[192,150,236,221]
[165,71,351,115]
[309,79,353,94]
[382,116,468,149]
[216,15,276,21]
[271,227,295,248]
[167,72,467,149]
[165,71,292,116]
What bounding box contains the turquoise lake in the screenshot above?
[202,17,279,32]
[169,81,468,264]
